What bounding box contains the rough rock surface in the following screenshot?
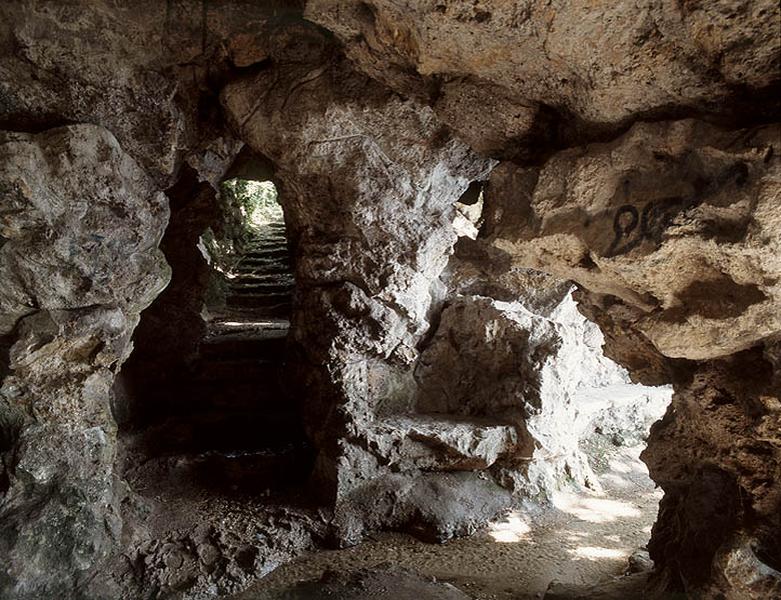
[0,125,169,598]
[116,164,222,427]
[306,0,780,151]
[0,2,778,599]
[219,26,670,552]
[414,292,670,498]
[544,572,650,600]
[491,121,780,362]
[0,0,301,183]
[118,497,322,600]
[644,350,781,596]
[220,28,496,537]
[480,119,781,596]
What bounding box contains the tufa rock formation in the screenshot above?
[0,1,779,599]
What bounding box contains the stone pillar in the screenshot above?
[0,125,169,598]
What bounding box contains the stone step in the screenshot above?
[244,227,287,241]
[232,263,291,276]
[246,226,286,236]
[226,297,292,314]
[224,297,291,310]
[190,357,279,383]
[242,250,290,262]
[232,272,291,284]
[241,242,288,255]
[226,288,293,307]
[228,287,293,297]
[126,448,314,501]
[200,331,287,361]
[228,284,294,297]
[228,272,294,285]
[238,257,291,270]
[126,442,315,498]
[181,381,288,415]
[366,415,521,471]
[226,292,291,305]
[244,235,288,246]
[206,316,290,336]
[229,275,294,286]
[229,281,292,290]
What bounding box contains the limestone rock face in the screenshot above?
[643,350,781,596]
[491,121,780,362]
[0,125,169,599]
[415,292,670,498]
[0,1,301,182]
[220,33,494,511]
[306,0,780,150]
[481,120,781,596]
[0,2,778,599]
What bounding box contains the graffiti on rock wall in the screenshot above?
[604,161,749,257]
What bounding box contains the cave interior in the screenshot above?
[0,2,779,600]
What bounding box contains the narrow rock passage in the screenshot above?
[126,213,305,491]
[225,220,294,315]
[118,216,321,597]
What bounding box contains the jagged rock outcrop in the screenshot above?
[0,125,169,598]
[0,2,778,599]
[306,0,780,152]
[221,22,665,546]
[0,0,301,183]
[491,121,780,362]
[220,26,494,514]
[645,350,781,597]
[414,292,670,498]
[481,120,781,597]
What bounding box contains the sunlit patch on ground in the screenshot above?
[488,510,532,543]
[241,444,664,600]
[572,546,628,560]
[552,491,641,523]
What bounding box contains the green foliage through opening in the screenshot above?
[221,178,282,233]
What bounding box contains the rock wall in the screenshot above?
[306,0,780,149]
[414,291,671,499]
[116,164,222,428]
[480,121,781,596]
[0,1,778,598]
[220,24,674,548]
[301,2,781,595]
[0,125,169,598]
[219,26,498,535]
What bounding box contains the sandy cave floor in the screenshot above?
[230,443,661,600]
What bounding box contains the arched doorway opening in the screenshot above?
[115,152,313,507]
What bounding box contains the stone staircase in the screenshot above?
[226,221,293,317]
[126,219,310,499]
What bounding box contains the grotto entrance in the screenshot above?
[115,155,312,510]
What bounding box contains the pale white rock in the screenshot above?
[415,290,671,497]
[366,415,519,471]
